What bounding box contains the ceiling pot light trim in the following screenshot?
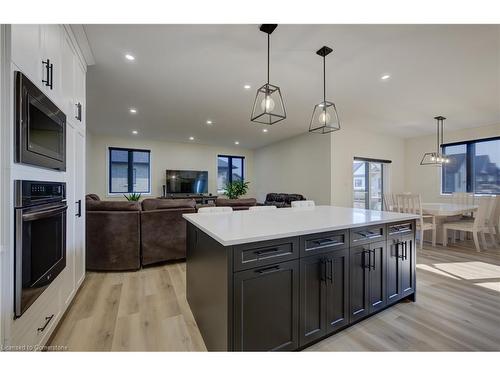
[420,116,450,166]
[309,46,341,134]
[250,24,286,125]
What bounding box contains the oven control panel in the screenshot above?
[15,180,66,207]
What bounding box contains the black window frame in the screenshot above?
[441,136,500,195]
[217,155,245,191]
[353,157,389,210]
[108,147,151,194]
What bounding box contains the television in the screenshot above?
[165,170,208,194]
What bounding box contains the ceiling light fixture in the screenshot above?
[244,84,251,90]
[206,120,213,125]
[129,108,137,114]
[234,141,240,145]
[189,136,195,141]
[251,24,286,125]
[132,130,138,135]
[309,46,341,134]
[262,128,268,133]
[381,74,391,80]
[420,116,450,165]
[125,54,135,61]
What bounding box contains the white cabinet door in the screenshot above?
[61,124,76,308]
[61,34,76,122]
[74,60,86,125]
[40,24,63,105]
[74,129,86,287]
[11,25,42,84]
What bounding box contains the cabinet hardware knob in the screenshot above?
[37,314,54,333]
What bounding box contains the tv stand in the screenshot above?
[159,193,218,205]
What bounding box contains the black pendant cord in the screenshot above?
[267,33,270,85]
[323,54,326,104]
[436,119,439,156]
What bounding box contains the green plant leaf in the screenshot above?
[223,180,249,199]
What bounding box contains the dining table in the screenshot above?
[421,203,478,245]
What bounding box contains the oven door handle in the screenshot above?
[22,205,67,221]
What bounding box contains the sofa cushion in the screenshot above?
[86,200,141,211]
[142,198,196,211]
[216,198,257,207]
[85,193,101,201]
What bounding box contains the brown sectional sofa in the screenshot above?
[215,198,257,210]
[85,195,196,271]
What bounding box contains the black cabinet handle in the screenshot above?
[314,238,340,247]
[327,259,333,284]
[75,102,82,121]
[42,59,53,89]
[37,314,54,333]
[320,259,327,282]
[76,199,82,217]
[404,242,408,260]
[255,247,280,256]
[255,265,280,274]
[371,249,376,270]
[363,249,371,269]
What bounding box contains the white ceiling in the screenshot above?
[84,24,500,149]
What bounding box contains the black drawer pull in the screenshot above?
[37,314,54,333]
[314,238,340,247]
[255,265,281,274]
[371,249,376,270]
[254,247,280,256]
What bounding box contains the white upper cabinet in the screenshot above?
[40,25,63,104]
[74,60,86,125]
[11,25,42,83]
[61,33,76,122]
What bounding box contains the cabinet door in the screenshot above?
[400,235,416,297]
[11,25,42,83]
[74,60,86,124]
[61,33,76,121]
[325,248,350,333]
[40,24,62,103]
[386,239,402,304]
[60,123,76,308]
[349,246,370,323]
[368,241,387,313]
[74,129,86,286]
[234,260,299,351]
[299,254,326,346]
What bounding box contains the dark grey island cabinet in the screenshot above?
[185,214,417,351]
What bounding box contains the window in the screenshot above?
[442,137,500,195]
[353,157,390,210]
[109,147,151,194]
[217,155,245,193]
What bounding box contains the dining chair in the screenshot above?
[395,193,436,249]
[451,192,475,206]
[442,196,492,252]
[197,206,233,213]
[291,200,315,208]
[485,195,500,245]
[382,193,396,212]
[249,205,277,211]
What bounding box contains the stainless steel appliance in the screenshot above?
[14,180,67,318]
[15,71,66,171]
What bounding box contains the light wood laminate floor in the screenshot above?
[49,241,500,351]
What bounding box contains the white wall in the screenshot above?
[86,132,255,199]
[253,132,332,204]
[404,123,500,202]
[330,127,406,207]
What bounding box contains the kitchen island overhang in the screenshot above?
[184,206,419,351]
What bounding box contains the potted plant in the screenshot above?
[124,193,142,201]
[223,180,250,199]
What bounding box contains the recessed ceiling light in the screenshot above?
[381,74,391,80]
[262,128,268,133]
[244,84,251,90]
[132,130,138,135]
[125,54,135,61]
[206,120,213,125]
[129,108,137,114]
[189,136,195,141]
[234,141,240,145]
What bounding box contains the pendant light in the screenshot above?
[309,46,341,134]
[251,24,286,125]
[420,116,450,165]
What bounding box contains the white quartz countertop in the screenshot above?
[183,205,419,246]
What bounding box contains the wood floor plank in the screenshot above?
[49,242,500,351]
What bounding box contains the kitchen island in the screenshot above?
[183,206,419,351]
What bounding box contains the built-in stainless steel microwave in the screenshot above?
[15,71,66,171]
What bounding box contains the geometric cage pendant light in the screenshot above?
[309,46,341,134]
[420,116,450,165]
[251,24,286,125]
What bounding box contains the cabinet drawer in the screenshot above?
[300,230,349,257]
[233,237,299,272]
[350,225,385,246]
[387,221,415,237]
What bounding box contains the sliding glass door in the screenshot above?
[353,160,384,210]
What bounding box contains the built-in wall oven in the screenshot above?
[14,71,66,171]
[14,180,67,318]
